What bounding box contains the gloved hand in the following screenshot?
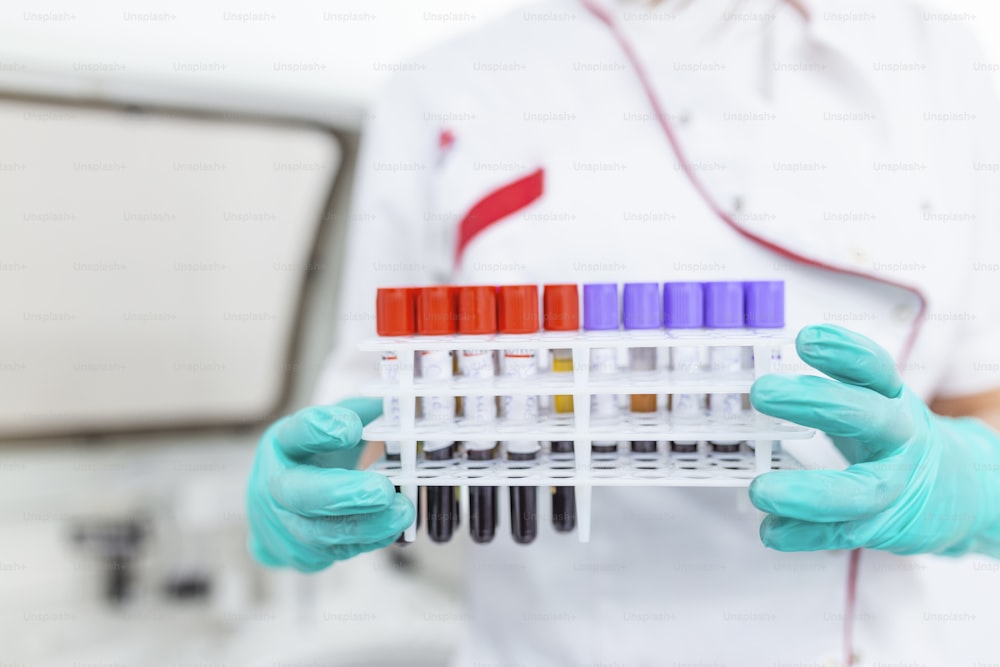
[749,324,1000,557]
[246,397,415,572]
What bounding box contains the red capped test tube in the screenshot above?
[498,285,541,545]
[416,286,460,543]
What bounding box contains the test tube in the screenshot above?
[498,285,541,545]
[584,284,621,455]
[416,286,460,543]
[744,280,786,396]
[376,288,419,542]
[543,284,579,534]
[457,286,500,544]
[623,283,662,455]
[704,282,746,454]
[663,282,705,454]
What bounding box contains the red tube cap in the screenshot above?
[416,286,457,335]
[543,284,579,331]
[498,285,539,334]
[376,288,416,336]
[458,285,497,334]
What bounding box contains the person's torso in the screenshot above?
[389,1,994,663]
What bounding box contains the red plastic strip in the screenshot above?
[455,168,544,265]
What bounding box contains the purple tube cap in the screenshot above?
[583,283,619,331]
[704,281,744,328]
[745,281,785,328]
[663,282,704,328]
[623,282,661,330]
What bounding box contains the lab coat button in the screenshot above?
[892,303,915,322]
[849,247,868,267]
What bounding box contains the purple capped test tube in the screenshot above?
[623,283,661,455]
[664,282,705,454]
[745,280,786,421]
[584,284,620,455]
[704,282,746,453]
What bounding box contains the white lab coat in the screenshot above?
[315,0,1000,664]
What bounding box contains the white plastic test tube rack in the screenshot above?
[360,329,812,543]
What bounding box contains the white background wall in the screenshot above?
[1,0,998,124]
[0,0,532,126]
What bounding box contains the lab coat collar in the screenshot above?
[579,0,816,25]
[574,0,925,354]
[578,0,890,137]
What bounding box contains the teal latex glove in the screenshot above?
[749,324,1000,557]
[246,397,415,572]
